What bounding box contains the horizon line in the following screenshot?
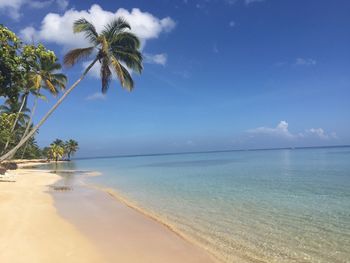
[74,144,350,161]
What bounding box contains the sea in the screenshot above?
[43,146,350,263]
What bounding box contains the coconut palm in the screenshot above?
[1,58,67,155]
[0,17,142,162]
[64,139,79,160]
[21,58,67,140]
[0,99,30,125]
[48,143,65,163]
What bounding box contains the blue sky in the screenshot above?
[1,0,349,157]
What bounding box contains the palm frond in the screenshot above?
[102,18,131,41]
[113,49,143,74]
[73,18,99,44]
[64,47,94,67]
[51,73,67,90]
[119,63,134,91]
[45,80,58,96]
[110,32,141,49]
[110,56,125,88]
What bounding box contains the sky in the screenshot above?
[0,0,349,157]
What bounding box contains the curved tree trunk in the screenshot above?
[0,58,98,162]
[1,92,28,154]
[19,96,39,159]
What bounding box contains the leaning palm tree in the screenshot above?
[64,139,79,161]
[12,58,67,158]
[22,57,67,139]
[1,58,66,155]
[0,17,143,162]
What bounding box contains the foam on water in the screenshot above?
[47,147,350,262]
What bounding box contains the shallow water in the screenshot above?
[43,147,350,262]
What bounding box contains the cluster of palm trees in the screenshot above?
[0,56,66,159]
[0,17,143,162]
[44,139,79,162]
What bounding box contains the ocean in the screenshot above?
[46,147,350,262]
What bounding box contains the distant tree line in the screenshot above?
[43,139,79,162]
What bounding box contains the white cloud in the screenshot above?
[0,0,69,20]
[295,58,317,66]
[305,128,337,140]
[0,0,25,19]
[144,53,167,66]
[19,26,36,42]
[20,4,176,48]
[248,121,336,141]
[85,92,106,101]
[248,121,295,139]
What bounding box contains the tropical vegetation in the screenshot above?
[0,17,143,162]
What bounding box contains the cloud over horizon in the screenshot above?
[248,121,337,140]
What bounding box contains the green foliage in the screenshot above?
[0,25,67,161]
[64,139,79,160]
[43,139,79,161]
[48,143,65,162]
[0,113,16,151]
[0,26,24,99]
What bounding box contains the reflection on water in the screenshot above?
[35,161,78,187]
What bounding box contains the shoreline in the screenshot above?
[0,165,104,263]
[1,162,217,263]
[91,185,223,262]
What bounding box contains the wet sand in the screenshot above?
[0,165,216,263]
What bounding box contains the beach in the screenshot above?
[0,164,216,263]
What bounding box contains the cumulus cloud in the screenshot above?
[85,92,106,101]
[144,53,167,66]
[248,121,336,141]
[0,0,69,20]
[20,4,175,49]
[248,121,295,139]
[0,0,26,19]
[305,128,337,139]
[295,58,317,66]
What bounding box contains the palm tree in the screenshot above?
[0,17,143,162]
[1,58,66,155]
[48,143,64,163]
[21,57,67,140]
[9,58,68,159]
[0,99,30,127]
[65,139,79,161]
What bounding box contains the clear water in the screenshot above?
[47,147,350,262]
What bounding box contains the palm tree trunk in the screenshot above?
[1,92,28,154]
[18,96,39,159]
[0,58,98,162]
[21,96,38,141]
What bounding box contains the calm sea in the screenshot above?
[47,147,350,262]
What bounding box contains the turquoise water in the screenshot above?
[50,147,350,262]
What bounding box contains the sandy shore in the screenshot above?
[0,165,216,263]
